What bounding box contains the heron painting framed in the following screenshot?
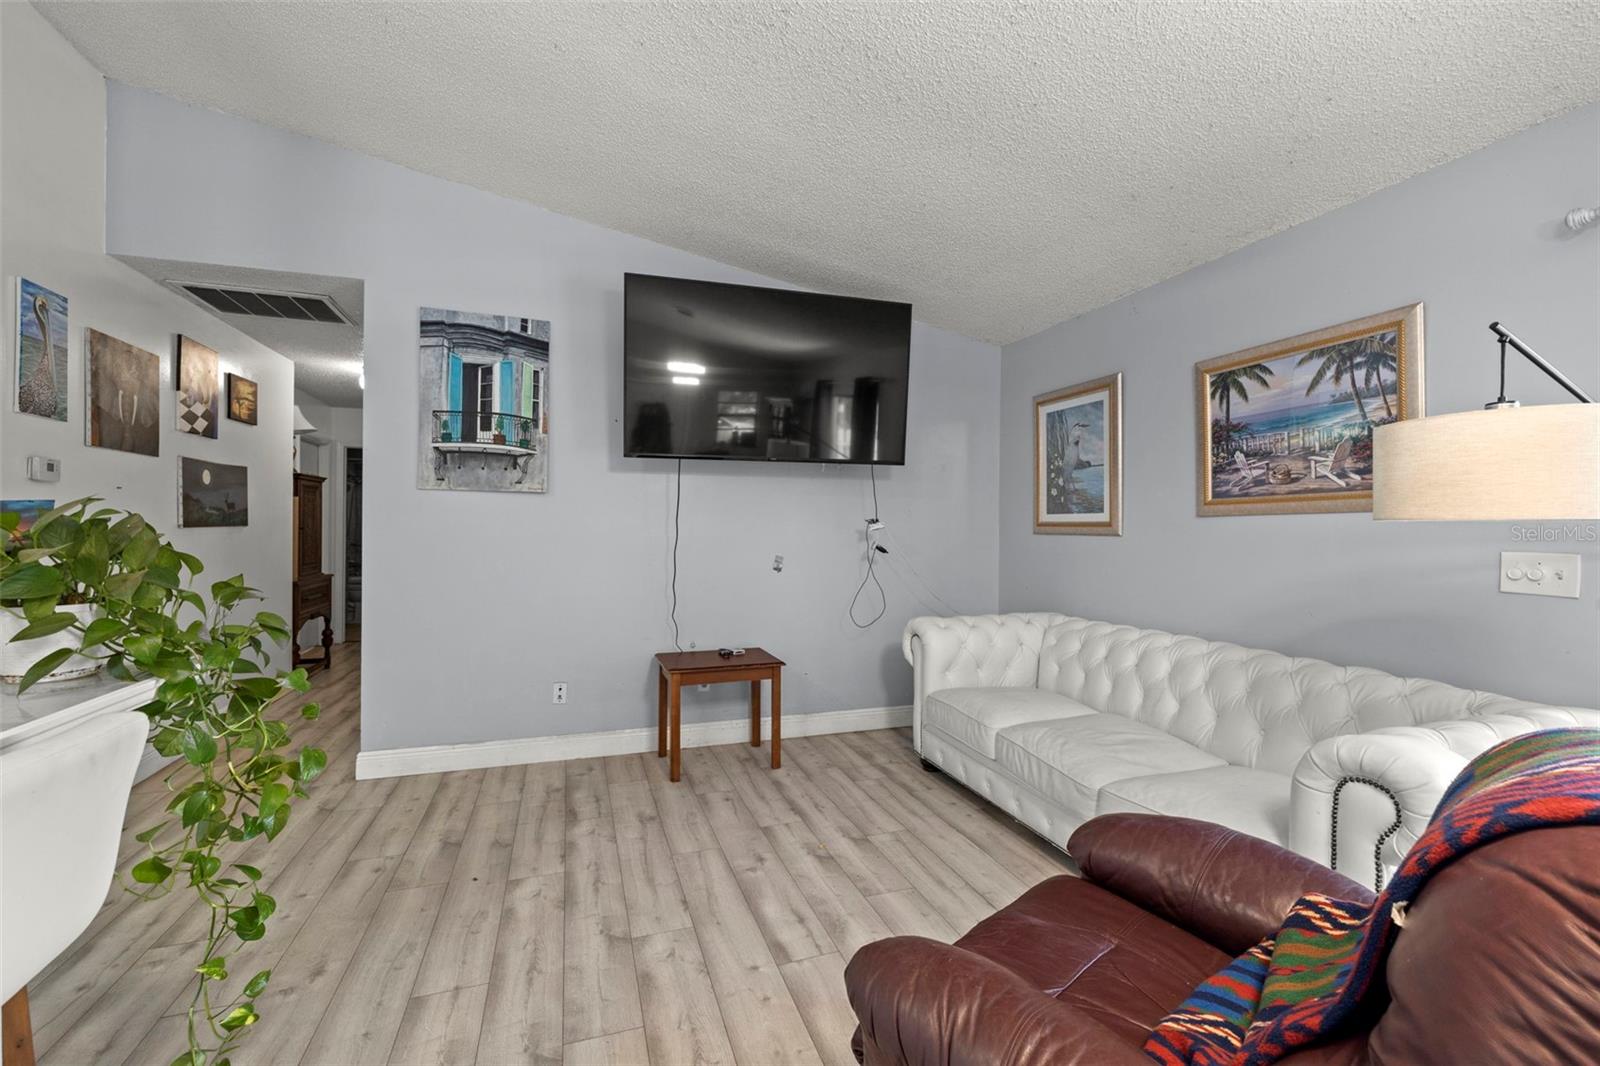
[15,278,69,421]
[1034,372,1122,535]
[87,328,161,456]
[175,335,220,438]
[1196,304,1424,516]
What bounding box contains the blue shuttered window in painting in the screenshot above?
[447,350,463,411]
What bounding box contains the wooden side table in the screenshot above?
[655,648,784,783]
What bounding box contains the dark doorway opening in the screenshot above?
[345,447,363,642]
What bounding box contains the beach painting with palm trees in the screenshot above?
[15,278,69,421]
[1035,372,1122,535]
[1197,304,1423,515]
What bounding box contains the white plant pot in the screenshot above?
[0,604,103,685]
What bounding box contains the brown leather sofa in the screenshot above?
[845,812,1600,1065]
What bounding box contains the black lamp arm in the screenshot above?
[1489,322,1594,404]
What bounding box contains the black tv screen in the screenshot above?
[623,274,912,464]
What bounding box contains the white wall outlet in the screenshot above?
[552,682,568,704]
[772,554,784,572]
[1500,552,1581,599]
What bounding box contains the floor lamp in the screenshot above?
[1374,323,1599,521]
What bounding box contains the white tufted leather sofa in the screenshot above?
[904,613,1598,888]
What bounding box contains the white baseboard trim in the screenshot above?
[355,704,911,780]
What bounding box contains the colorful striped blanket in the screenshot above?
[1144,728,1600,1066]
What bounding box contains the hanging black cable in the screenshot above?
[670,459,683,651]
[850,464,887,628]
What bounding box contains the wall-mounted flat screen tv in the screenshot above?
[623,273,912,464]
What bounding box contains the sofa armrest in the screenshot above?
[1291,710,1597,889]
[903,613,1065,752]
[845,936,1150,1066]
[1067,814,1372,956]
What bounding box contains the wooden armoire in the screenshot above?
[291,472,334,672]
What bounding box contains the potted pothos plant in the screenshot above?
[0,498,324,1066]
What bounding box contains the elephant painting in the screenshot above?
[86,328,160,456]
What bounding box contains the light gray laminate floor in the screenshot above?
[29,650,1072,1065]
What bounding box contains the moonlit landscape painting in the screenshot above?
[179,457,248,528]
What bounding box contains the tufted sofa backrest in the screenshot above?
[1035,616,1569,775]
[903,613,1068,691]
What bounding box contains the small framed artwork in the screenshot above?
[179,457,248,528]
[1034,372,1122,535]
[86,328,161,456]
[175,335,220,438]
[1196,304,1424,516]
[15,278,69,421]
[1,500,56,538]
[227,373,259,425]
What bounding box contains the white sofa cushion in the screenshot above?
[924,688,1097,759]
[995,714,1226,822]
[1097,766,1292,846]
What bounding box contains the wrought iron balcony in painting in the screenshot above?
[431,410,540,483]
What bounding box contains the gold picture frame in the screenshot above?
[1034,372,1122,535]
[1196,304,1423,516]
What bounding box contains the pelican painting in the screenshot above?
[1034,372,1123,536]
[15,279,68,421]
[175,334,220,438]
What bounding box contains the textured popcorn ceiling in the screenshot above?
[40,1,1600,345]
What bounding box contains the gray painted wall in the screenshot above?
[103,84,1001,751]
[1000,103,1599,708]
[2,4,294,655]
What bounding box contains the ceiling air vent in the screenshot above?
[173,283,351,325]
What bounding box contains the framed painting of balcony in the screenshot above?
[416,306,550,492]
[1196,304,1424,516]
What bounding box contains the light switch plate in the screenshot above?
[1500,551,1581,599]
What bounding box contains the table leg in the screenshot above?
[669,675,682,783]
[3,986,34,1066]
[750,680,761,747]
[770,668,781,770]
[657,668,668,758]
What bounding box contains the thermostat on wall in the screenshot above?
[26,456,61,483]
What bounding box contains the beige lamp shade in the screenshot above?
[292,405,317,435]
[1373,404,1600,520]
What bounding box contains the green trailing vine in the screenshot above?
[1,498,324,1066]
